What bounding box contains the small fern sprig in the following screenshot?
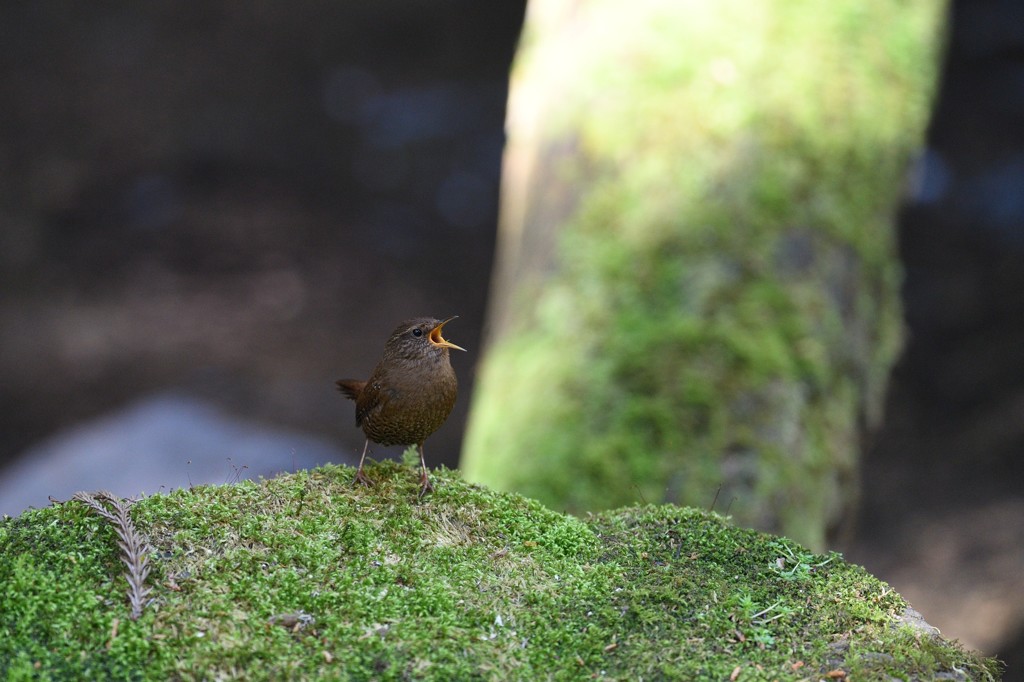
[73,490,153,620]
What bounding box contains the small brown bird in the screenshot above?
[336,316,465,497]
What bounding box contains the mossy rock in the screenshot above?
[0,461,999,681]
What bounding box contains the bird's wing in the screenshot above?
[353,379,393,429]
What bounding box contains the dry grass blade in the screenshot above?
[72,490,153,620]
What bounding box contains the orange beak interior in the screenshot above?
[429,317,466,351]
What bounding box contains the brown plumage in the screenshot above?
[336,316,464,496]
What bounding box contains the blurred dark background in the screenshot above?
[846,0,1024,674]
[0,1,524,507]
[0,0,1021,674]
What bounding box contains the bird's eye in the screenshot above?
[412,328,423,337]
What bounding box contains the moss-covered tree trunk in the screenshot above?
[463,0,946,549]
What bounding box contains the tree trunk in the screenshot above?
[463,0,947,549]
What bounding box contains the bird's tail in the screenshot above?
[336,379,366,401]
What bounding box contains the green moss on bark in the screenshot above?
[464,0,947,548]
[0,464,1000,680]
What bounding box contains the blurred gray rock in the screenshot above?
[0,393,351,517]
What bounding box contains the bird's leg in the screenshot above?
[416,443,434,498]
[353,439,374,487]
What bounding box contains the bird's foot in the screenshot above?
[417,473,434,499]
[352,469,374,488]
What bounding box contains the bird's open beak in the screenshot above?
[429,316,466,351]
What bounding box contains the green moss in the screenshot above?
[463,0,945,548]
[0,465,999,680]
